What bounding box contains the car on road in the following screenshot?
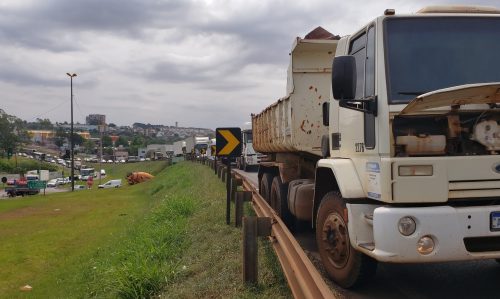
[47,179,58,188]
[98,179,122,189]
[57,177,69,185]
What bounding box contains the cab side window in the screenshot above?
[348,26,376,149]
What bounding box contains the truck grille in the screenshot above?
[449,180,500,199]
[464,236,500,252]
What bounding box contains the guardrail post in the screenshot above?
[232,177,243,202]
[243,216,257,283]
[235,191,253,227]
[217,165,223,178]
[222,167,227,182]
[243,216,272,284]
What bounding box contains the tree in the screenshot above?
[36,118,53,130]
[71,133,85,146]
[128,135,145,156]
[54,127,67,147]
[115,136,129,147]
[0,109,25,155]
[102,135,113,147]
[83,139,96,154]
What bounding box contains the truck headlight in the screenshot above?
[398,165,433,176]
[398,216,416,236]
[417,235,435,255]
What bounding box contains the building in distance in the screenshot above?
[86,114,106,125]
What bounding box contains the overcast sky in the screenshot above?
[0,0,497,128]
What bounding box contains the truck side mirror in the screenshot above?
[332,56,356,100]
[322,102,329,126]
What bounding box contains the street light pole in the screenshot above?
[99,125,104,185]
[66,73,77,191]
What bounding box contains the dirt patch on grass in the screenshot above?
[0,206,45,220]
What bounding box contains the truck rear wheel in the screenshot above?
[270,176,292,226]
[259,173,273,203]
[316,191,377,288]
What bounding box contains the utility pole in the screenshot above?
[66,73,77,191]
[99,124,104,185]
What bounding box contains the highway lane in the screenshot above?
[234,168,500,299]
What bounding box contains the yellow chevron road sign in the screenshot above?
[216,128,242,157]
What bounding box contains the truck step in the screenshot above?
[358,242,375,251]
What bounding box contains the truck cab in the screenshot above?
[236,129,264,171]
[315,6,500,287]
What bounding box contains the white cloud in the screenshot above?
[0,0,499,128]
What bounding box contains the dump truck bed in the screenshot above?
[252,29,338,157]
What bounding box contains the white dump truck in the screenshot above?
[236,129,264,171]
[207,138,216,159]
[27,170,49,181]
[173,140,186,157]
[185,136,210,157]
[253,6,500,288]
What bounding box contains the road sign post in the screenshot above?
[216,128,242,225]
[226,159,231,224]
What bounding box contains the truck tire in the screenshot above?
[270,176,292,227]
[259,173,273,203]
[316,191,377,288]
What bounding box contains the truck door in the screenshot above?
[348,25,376,150]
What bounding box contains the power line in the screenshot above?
[30,98,67,121]
[73,96,87,123]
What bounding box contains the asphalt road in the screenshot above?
[234,168,500,299]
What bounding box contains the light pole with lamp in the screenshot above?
[99,124,104,185]
[66,73,77,191]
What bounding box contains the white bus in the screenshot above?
[80,168,95,181]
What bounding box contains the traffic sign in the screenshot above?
[28,181,47,189]
[211,145,216,156]
[216,128,242,157]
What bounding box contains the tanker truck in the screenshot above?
[253,6,500,288]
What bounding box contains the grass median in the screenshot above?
[0,161,289,298]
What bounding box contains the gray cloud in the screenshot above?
[1,0,499,128]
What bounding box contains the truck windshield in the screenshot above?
[385,17,500,104]
[194,144,207,150]
[81,169,94,176]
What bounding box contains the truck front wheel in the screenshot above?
[316,191,377,288]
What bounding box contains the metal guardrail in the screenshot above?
[240,177,335,299]
[202,158,335,299]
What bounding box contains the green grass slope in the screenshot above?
[0,161,289,298]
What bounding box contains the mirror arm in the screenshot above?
[339,95,378,116]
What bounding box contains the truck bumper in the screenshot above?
[360,205,500,262]
[245,155,260,166]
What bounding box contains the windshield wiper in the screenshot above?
[398,91,429,96]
